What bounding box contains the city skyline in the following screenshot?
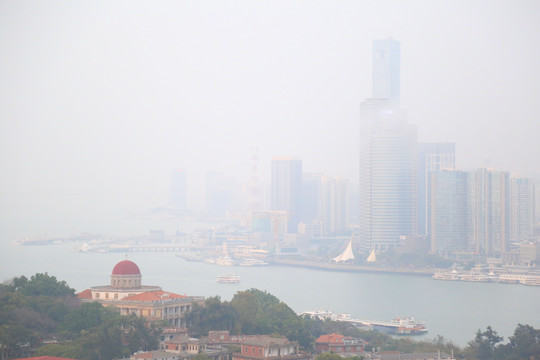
[1,1,539,240]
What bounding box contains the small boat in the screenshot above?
[217,273,240,283]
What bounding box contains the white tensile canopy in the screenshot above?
[366,249,376,263]
[332,239,355,263]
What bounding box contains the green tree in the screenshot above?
[316,352,344,360]
[186,296,237,336]
[18,273,75,297]
[464,326,503,360]
[495,324,540,360]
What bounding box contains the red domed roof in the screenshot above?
[112,260,141,275]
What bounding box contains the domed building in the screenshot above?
[78,260,203,327]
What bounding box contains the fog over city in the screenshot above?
[1,0,540,240]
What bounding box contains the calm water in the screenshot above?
[1,243,539,347]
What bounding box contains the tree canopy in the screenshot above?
[0,273,161,360]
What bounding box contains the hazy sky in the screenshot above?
[1,0,539,238]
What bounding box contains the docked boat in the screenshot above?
[239,258,269,266]
[301,310,427,335]
[432,270,459,281]
[217,273,240,283]
[369,317,428,335]
[216,255,235,266]
[519,276,540,286]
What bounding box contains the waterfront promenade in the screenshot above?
[272,259,435,276]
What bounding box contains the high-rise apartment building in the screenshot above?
[468,169,510,257]
[417,143,456,236]
[302,173,348,236]
[320,176,348,236]
[271,157,302,232]
[510,176,535,243]
[372,38,401,104]
[430,170,469,255]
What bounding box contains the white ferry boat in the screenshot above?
[216,255,235,266]
[217,273,240,283]
[519,276,540,286]
[239,258,269,266]
[301,310,427,335]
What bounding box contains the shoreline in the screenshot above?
[271,259,435,277]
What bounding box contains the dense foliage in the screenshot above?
[186,289,313,348]
[0,273,161,360]
[2,275,539,360]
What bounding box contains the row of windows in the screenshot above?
[95,292,120,299]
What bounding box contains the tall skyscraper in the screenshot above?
[417,143,456,236]
[271,157,302,232]
[359,38,417,251]
[169,169,187,208]
[359,99,417,251]
[372,38,401,104]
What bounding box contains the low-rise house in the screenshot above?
[232,336,312,360]
[314,333,366,356]
[161,334,228,360]
[131,350,182,360]
[164,335,208,354]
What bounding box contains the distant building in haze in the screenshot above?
[509,176,535,243]
[170,169,187,208]
[320,176,348,236]
[372,37,400,104]
[469,169,510,257]
[271,157,302,232]
[359,38,416,251]
[302,173,348,236]
[429,170,469,255]
[206,171,238,218]
[359,99,417,251]
[417,143,456,236]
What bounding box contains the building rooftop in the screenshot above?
[123,290,187,302]
[76,289,92,299]
[112,260,141,275]
[237,335,292,347]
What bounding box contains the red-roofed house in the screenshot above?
[78,260,204,327]
[232,336,312,360]
[314,333,366,356]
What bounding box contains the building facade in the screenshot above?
[271,157,302,232]
[314,333,366,356]
[78,260,203,327]
[359,99,417,251]
[429,170,469,255]
[509,176,535,243]
[417,143,456,237]
[232,336,311,360]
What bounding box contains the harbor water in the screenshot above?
[1,243,539,347]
